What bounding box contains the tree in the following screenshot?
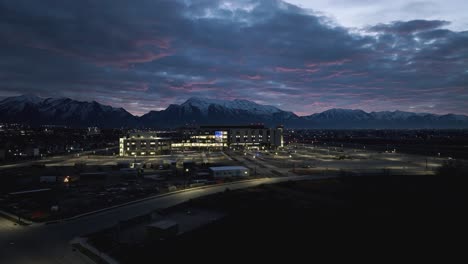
[436,160,468,178]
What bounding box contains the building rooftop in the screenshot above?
[200,124,265,129]
[209,166,248,171]
[126,132,171,139]
[9,188,52,195]
[147,220,178,230]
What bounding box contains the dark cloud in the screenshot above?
[368,19,450,34]
[0,0,466,115]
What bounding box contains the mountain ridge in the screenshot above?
[1,95,467,129]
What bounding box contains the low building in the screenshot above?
[146,220,179,240]
[174,124,284,150]
[0,148,5,160]
[39,176,57,183]
[119,132,172,157]
[87,127,100,136]
[119,125,284,157]
[209,166,249,178]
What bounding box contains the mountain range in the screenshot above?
[1,94,468,129]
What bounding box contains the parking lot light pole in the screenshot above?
[253,155,257,176]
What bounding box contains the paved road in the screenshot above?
[0,147,118,171]
[237,145,442,176]
[0,175,327,264]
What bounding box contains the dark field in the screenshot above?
[286,129,468,159]
[94,174,468,262]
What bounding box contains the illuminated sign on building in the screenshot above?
[215,131,223,142]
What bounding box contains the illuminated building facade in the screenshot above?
[227,125,283,149]
[119,132,172,156]
[119,125,283,156]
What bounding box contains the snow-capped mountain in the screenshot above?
[303,109,468,128]
[181,97,283,116]
[1,95,468,128]
[140,97,300,127]
[306,109,371,121]
[0,94,44,113]
[370,110,426,120]
[0,95,137,127]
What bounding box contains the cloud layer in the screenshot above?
[0,0,467,115]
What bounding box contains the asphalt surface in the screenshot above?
[0,175,326,264]
[0,145,444,263]
[0,147,118,170]
[235,144,443,176]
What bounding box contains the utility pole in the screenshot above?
[253,155,257,176]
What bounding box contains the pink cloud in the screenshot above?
[168,80,218,91]
[94,51,173,68]
[240,74,263,80]
[275,67,320,73]
[28,41,173,68]
[305,59,352,68]
[321,70,368,80]
[21,32,174,68]
[129,83,149,92]
[134,37,172,49]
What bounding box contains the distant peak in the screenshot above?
[183,97,222,104]
[2,94,44,104]
[233,98,253,103]
[180,97,282,115]
[323,108,363,113]
[185,96,209,102]
[18,93,42,100]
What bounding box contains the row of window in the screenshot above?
[129,151,157,155]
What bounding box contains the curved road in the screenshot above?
[0,175,328,264]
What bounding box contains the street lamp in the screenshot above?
[252,155,257,176]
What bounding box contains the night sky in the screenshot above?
[0,0,467,116]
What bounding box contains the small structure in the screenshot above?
[146,220,179,240]
[79,172,108,183]
[116,161,130,168]
[40,176,57,183]
[0,148,5,160]
[143,174,165,181]
[209,166,249,178]
[196,171,211,178]
[183,161,196,176]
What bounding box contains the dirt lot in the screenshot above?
[91,174,468,262]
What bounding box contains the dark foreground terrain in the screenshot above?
[91,174,467,262]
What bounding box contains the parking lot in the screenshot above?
[229,143,444,176]
[0,143,447,223]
